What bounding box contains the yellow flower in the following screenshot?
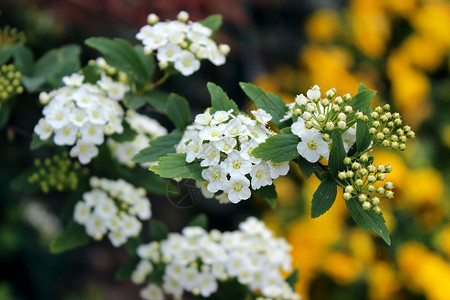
[304,10,341,43]
[402,34,447,72]
[381,0,418,16]
[411,2,450,49]
[322,252,362,284]
[349,229,375,264]
[405,168,444,207]
[367,261,401,300]
[436,226,450,259]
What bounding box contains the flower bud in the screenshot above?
[391,135,398,142]
[377,165,385,173]
[343,93,351,101]
[375,106,383,114]
[337,120,346,129]
[306,121,314,129]
[391,141,399,149]
[377,173,385,181]
[293,108,302,116]
[403,125,411,133]
[346,170,354,178]
[322,133,330,141]
[338,112,346,120]
[332,104,340,112]
[338,172,347,180]
[352,162,361,170]
[384,181,394,190]
[318,114,326,122]
[368,175,376,183]
[359,168,368,176]
[382,128,390,135]
[343,192,352,200]
[373,206,381,214]
[371,111,379,119]
[399,143,406,151]
[335,96,343,104]
[380,115,388,122]
[394,119,402,126]
[360,154,368,162]
[326,88,336,98]
[219,44,231,55]
[387,121,394,128]
[367,165,376,173]
[306,103,315,112]
[407,131,415,138]
[372,120,380,128]
[358,194,367,202]
[177,11,189,22]
[376,132,385,140]
[147,13,159,24]
[385,165,392,173]
[344,157,352,165]
[382,139,391,147]
[302,111,312,120]
[362,201,371,210]
[376,187,385,195]
[345,185,354,193]
[321,99,330,106]
[369,127,377,135]
[372,197,380,205]
[326,121,334,130]
[344,106,353,113]
[383,104,391,111]
[367,185,375,192]
[355,111,364,120]
[385,190,394,199]
[158,60,168,69]
[295,94,308,106]
[355,179,364,187]
[399,136,407,143]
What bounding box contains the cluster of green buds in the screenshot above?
[338,154,394,214]
[28,153,87,193]
[0,64,23,105]
[0,25,26,45]
[368,104,415,151]
[292,85,357,134]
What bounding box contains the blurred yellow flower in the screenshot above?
[405,167,443,207]
[349,229,375,264]
[304,10,341,43]
[436,226,450,259]
[411,2,450,49]
[402,34,447,72]
[367,261,401,300]
[322,252,362,284]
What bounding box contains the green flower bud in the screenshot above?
[343,192,352,200]
[367,165,376,173]
[385,190,394,199]
[362,201,371,210]
[372,197,380,206]
[352,162,361,170]
[344,157,352,165]
[368,175,376,183]
[399,143,406,151]
[346,170,354,178]
[373,206,381,214]
[355,179,364,187]
[376,187,385,195]
[383,104,391,112]
[338,172,347,180]
[384,182,394,190]
[367,185,375,192]
[377,173,386,181]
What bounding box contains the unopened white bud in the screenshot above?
[344,106,353,113]
[321,98,330,106]
[219,44,231,55]
[305,121,314,129]
[345,185,354,193]
[335,96,343,104]
[306,103,315,112]
[338,120,346,129]
[377,173,386,181]
[355,179,364,187]
[376,187,385,195]
[302,111,312,120]
[343,192,352,200]
[326,121,334,130]
[318,114,326,122]
[332,104,340,112]
[177,11,189,22]
[362,201,371,210]
[385,190,394,199]
[295,94,308,106]
[338,172,347,180]
[373,206,381,214]
[143,46,153,55]
[367,165,376,173]
[158,60,168,69]
[372,197,380,206]
[39,92,50,105]
[326,88,336,98]
[358,194,367,202]
[147,13,159,24]
[377,165,385,173]
[338,112,346,121]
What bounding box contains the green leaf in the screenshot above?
[286,269,299,290]
[140,90,170,112]
[348,83,376,114]
[280,127,292,135]
[355,120,372,153]
[239,82,288,128]
[123,92,146,109]
[295,156,316,179]
[134,45,155,82]
[13,45,34,76]
[30,133,53,150]
[252,134,300,162]
[85,37,149,88]
[199,15,223,36]
[110,122,138,142]
[253,184,277,209]
[0,44,18,65]
[207,82,239,115]
[150,220,168,241]
[50,221,90,253]
[166,93,191,129]
[21,45,81,91]
[187,214,208,229]
[10,168,39,192]
[150,153,204,181]
[329,130,346,177]
[117,165,177,196]
[311,177,337,218]
[115,256,140,280]
[345,197,391,245]
[0,103,11,129]
[81,64,101,84]
[132,129,182,163]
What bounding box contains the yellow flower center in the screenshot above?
[308,141,318,150]
[233,183,243,191]
[233,161,241,169]
[213,171,221,180]
[256,170,263,179]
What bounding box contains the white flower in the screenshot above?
[222,150,253,176]
[94,198,117,219]
[156,43,182,62]
[74,201,90,224]
[214,137,237,154]
[45,106,70,129]
[198,272,218,297]
[295,94,308,106]
[199,143,220,167]
[80,123,104,145]
[108,230,127,247]
[194,111,212,125]
[181,267,200,290]
[199,124,226,141]
[342,124,357,152]
[174,51,200,76]
[140,284,164,300]
[70,140,98,164]
[68,108,89,127]
[62,73,84,86]
[296,129,329,162]
[291,119,307,138]
[85,213,107,240]
[250,162,272,189]
[121,215,142,237]
[207,43,226,66]
[54,124,78,145]
[224,175,251,203]
[251,109,272,124]
[202,165,228,193]
[306,84,321,101]
[268,161,290,179]
[162,274,184,297]
[34,118,53,140]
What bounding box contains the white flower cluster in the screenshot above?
[281,85,359,163]
[73,177,151,247]
[136,11,230,76]
[34,73,130,164]
[176,108,289,203]
[132,217,300,300]
[108,110,167,168]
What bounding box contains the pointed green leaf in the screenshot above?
[134,45,155,82]
[253,184,277,209]
[348,83,376,114]
[141,90,170,112]
[30,133,53,150]
[311,177,337,218]
[166,93,191,129]
[329,130,346,177]
[286,269,299,290]
[150,153,204,181]
[150,220,168,241]
[110,122,138,142]
[355,120,372,153]
[187,214,208,229]
[81,64,101,84]
[0,44,18,65]
[13,45,34,76]
[132,130,182,164]
[199,15,223,36]
[207,82,239,115]
[345,197,391,245]
[239,82,288,127]
[252,134,300,162]
[115,256,140,280]
[50,221,90,253]
[295,156,316,179]
[85,38,149,88]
